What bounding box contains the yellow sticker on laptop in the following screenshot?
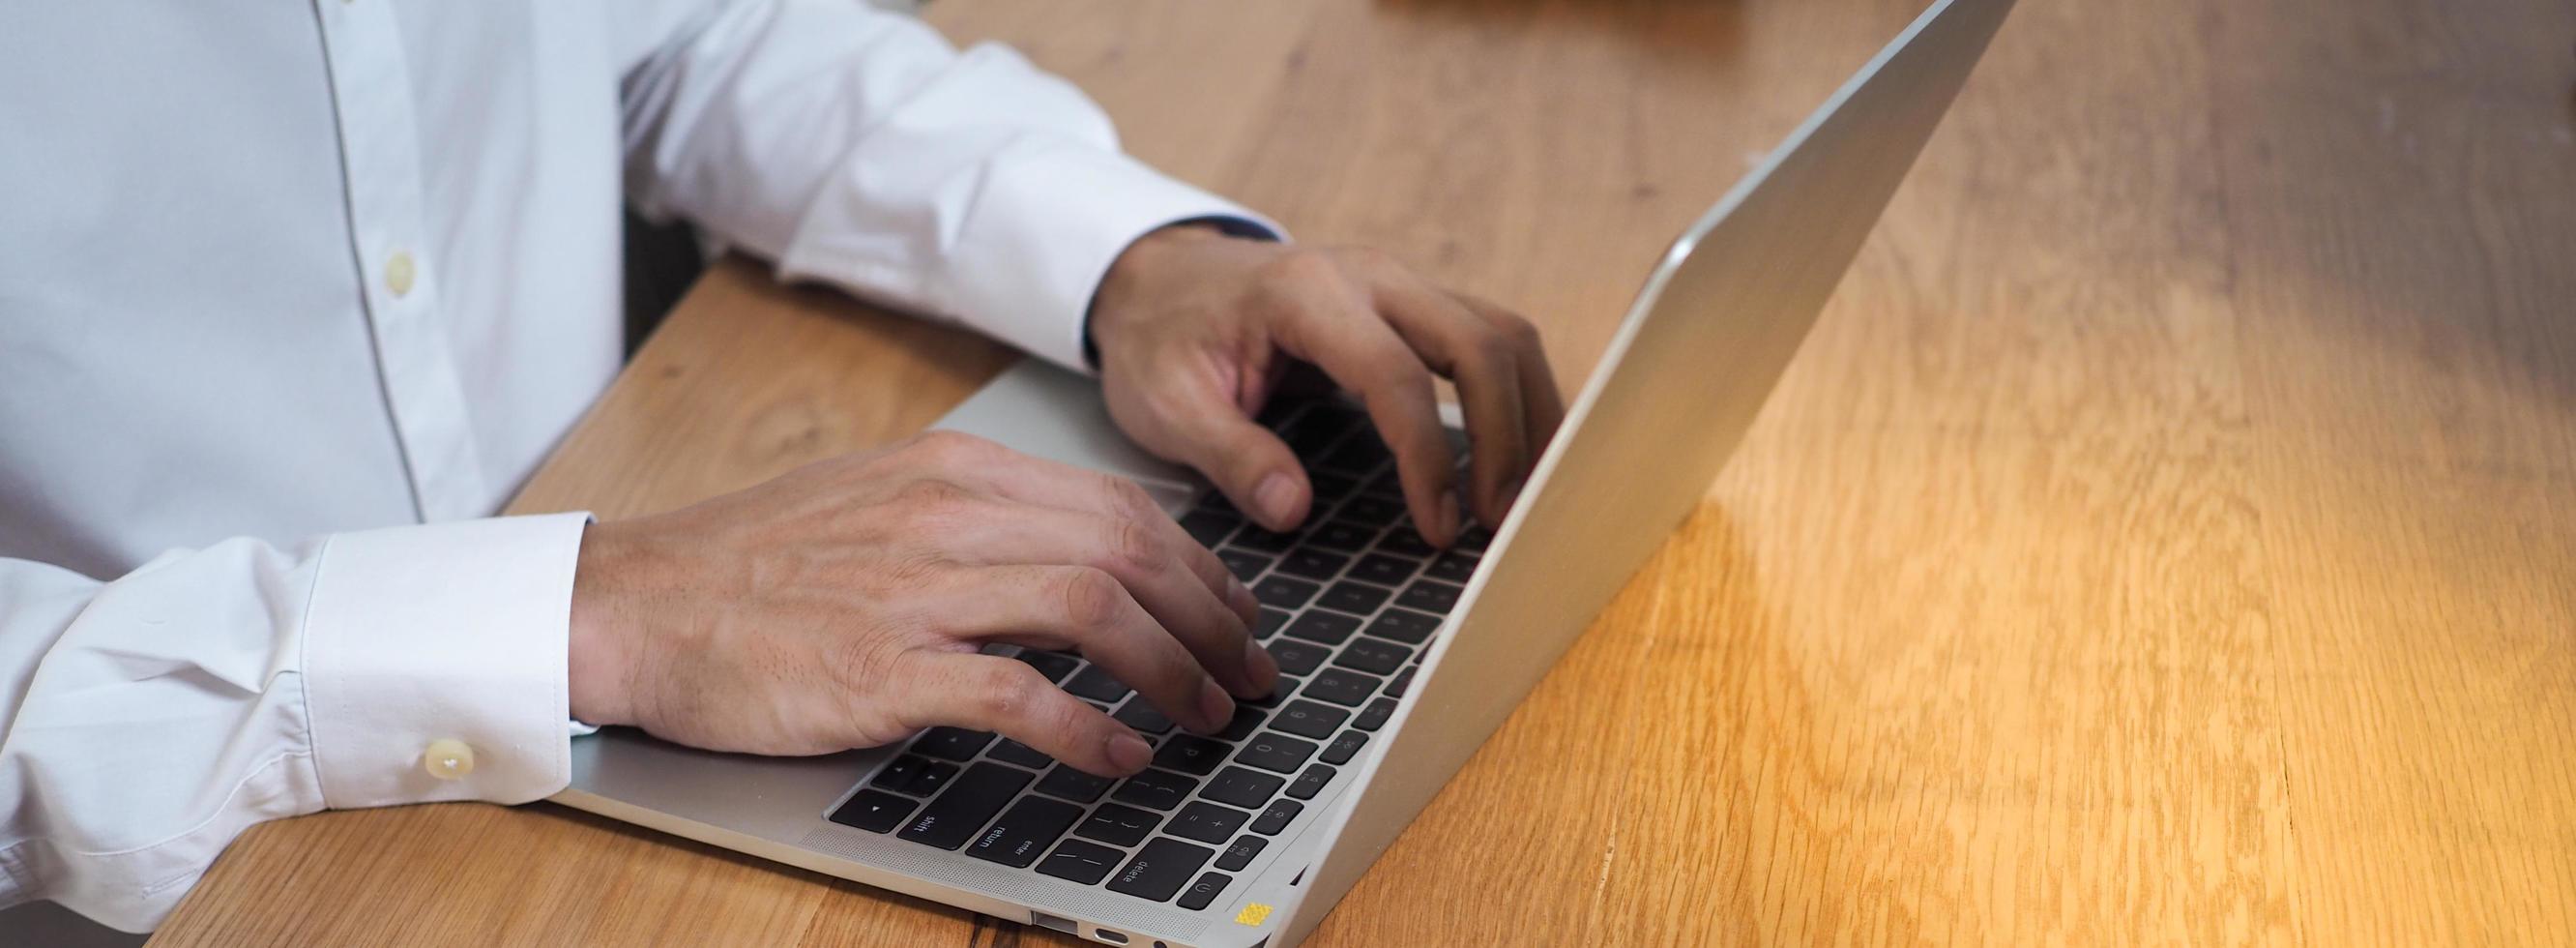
[1235,903,1273,926]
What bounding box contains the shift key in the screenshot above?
[1106,838,1217,903]
[964,796,1083,869]
[899,762,1034,850]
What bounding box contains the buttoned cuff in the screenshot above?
[301,512,590,809]
[941,144,1283,372]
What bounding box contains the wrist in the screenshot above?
[1092,222,1231,357]
[568,522,640,727]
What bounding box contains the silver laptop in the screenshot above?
[557,0,2015,943]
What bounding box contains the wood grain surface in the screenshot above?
[152,0,2576,944]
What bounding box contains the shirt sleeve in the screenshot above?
[0,513,589,933]
[614,0,1283,371]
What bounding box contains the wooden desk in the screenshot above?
[155,0,2576,943]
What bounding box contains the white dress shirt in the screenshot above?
[0,0,1269,932]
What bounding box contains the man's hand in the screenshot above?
[1090,226,1566,548]
[566,430,1277,777]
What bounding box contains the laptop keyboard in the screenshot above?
[824,399,1488,909]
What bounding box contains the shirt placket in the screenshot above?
[312,0,490,521]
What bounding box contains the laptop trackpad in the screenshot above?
[929,359,1204,515]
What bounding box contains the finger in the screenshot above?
[889,430,1260,627]
[1114,351,1312,534]
[937,503,1275,697]
[894,653,1153,778]
[928,564,1238,735]
[1455,292,1566,472]
[1261,255,1464,547]
[1366,271,1531,527]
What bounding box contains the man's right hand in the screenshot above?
[564,430,1278,778]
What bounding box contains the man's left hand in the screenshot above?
[1089,225,1566,548]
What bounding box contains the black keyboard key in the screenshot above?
[1387,665,1418,698]
[1228,523,1302,553]
[1254,576,1320,609]
[1216,706,1266,741]
[1396,579,1463,614]
[1201,766,1287,809]
[1334,638,1410,675]
[1272,700,1349,739]
[1322,730,1368,764]
[872,755,923,791]
[1287,764,1335,801]
[1306,472,1358,501]
[1217,548,1273,582]
[873,755,958,796]
[897,762,1034,850]
[1282,610,1362,646]
[1153,735,1231,776]
[1113,697,1176,735]
[1179,872,1234,911]
[1037,840,1125,885]
[1274,548,1350,580]
[1215,835,1268,872]
[1013,649,1081,683]
[1244,676,1298,708]
[1361,469,1405,498]
[1266,638,1329,675]
[1063,665,1132,702]
[1368,608,1442,644]
[1454,525,1493,553]
[1355,697,1397,731]
[1180,508,1242,547]
[1304,518,1379,551]
[1235,734,1319,774]
[1424,551,1478,583]
[1348,553,1420,587]
[1375,527,1436,558]
[1317,581,1390,616]
[1035,765,1114,803]
[1256,607,1293,639]
[913,726,994,761]
[1107,838,1216,903]
[1112,768,1198,811]
[1167,801,1251,844]
[1250,799,1303,836]
[1304,668,1382,707]
[1340,495,1404,522]
[829,789,918,833]
[1281,406,1362,453]
[1318,434,1391,475]
[1074,802,1161,846]
[989,739,1053,769]
[965,796,1082,869]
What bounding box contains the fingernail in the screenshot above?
[1255,472,1301,527]
[1243,637,1279,695]
[1197,677,1236,732]
[1438,492,1463,544]
[1108,732,1153,773]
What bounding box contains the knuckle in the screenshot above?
[1498,313,1544,348]
[1101,516,1163,577]
[1057,567,1125,630]
[969,665,1045,724]
[907,430,992,465]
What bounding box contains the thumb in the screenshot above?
[1123,384,1309,532]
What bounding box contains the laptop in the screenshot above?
[556,0,2016,943]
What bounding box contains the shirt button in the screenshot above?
[385,251,417,298]
[422,738,476,781]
